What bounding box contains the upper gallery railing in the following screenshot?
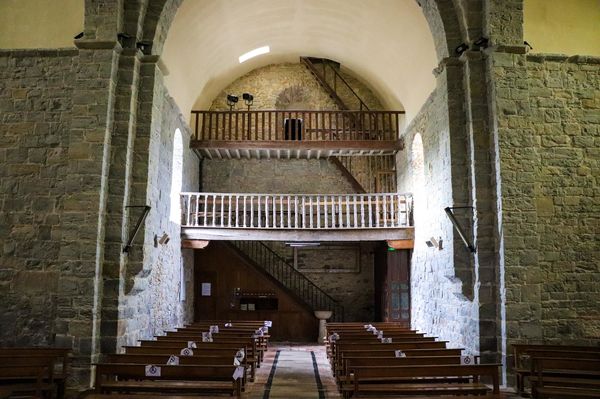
[190,110,403,142]
[181,192,412,229]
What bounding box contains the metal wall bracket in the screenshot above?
[123,205,151,253]
[444,206,476,253]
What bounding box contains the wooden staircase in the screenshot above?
[227,240,344,321]
[301,56,398,193]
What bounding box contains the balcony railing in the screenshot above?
[181,192,412,229]
[190,110,403,142]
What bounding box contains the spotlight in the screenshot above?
[158,232,170,245]
[242,93,254,110]
[136,40,153,54]
[455,43,469,56]
[74,32,84,40]
[425,237,443,250]
[226,94,239,111]
[473,37,489,49]
[524,41,533,51]
[117,33,134,48]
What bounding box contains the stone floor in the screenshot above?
[244,342,340,399]
[241,343,522,399]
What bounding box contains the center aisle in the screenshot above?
[246,343,340,399]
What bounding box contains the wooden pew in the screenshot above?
[0,357,55,398]
[105,353,250,387]
[530,357,600,399]
[139,337,261,368]
[350,363,500,398]
[336,354,461,386]
[95,363,242,397]
[338,355,463,392]
[122,344,256,381]
[332,340,448,375]
[513,344,600,395]
[0,347,70,398]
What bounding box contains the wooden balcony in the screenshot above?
[190,110,404,159]
[180,192,414,242]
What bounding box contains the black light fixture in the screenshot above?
[455,43,469,56]
[226,94,239,111]
[524,41,533,51]
[242,93,254,110]
[473,37,489,49]
[74,32,84,40]
[136,40,153,54]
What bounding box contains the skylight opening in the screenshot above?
[239,46,270,63]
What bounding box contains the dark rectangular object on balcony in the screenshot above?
[284,118,303,141]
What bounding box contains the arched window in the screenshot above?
[170,128,184,223]
[411,133,425,192]
[411,133,425,222]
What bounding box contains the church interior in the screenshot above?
[0,0,599,397]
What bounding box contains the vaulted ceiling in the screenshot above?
[161,0,438,124]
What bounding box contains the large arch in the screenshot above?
[142,0,469,123]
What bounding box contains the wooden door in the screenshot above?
[385,249,410,323]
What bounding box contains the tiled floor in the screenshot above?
[244,343,340,399]
[243,342,522,399]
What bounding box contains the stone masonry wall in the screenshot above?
[118,80,198,347]
[0,49,79,345]
[489,52,600,375]
[203,158,355,194]
[397,81,479,356]
[208,63,383,111]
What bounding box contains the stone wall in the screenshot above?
[489,53,600,371]
[117,78,198,347]
[208,62,383,111]
[0,49,78,345]
[397,81,479,356]
[203,158,355,194]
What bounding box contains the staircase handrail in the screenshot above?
[229,240,344,320]
[301,57,371,112]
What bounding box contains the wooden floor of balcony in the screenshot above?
[191,139,403,159]
[182,226,414,242]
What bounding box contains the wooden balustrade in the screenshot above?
[181,193,412,229]
[190,110,403,142]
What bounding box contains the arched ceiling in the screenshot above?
[162,0,438,124]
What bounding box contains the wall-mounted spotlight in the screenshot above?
[136,40,153,54]
[524,41,533,51]
[226,94,239,111]
[455,43,469,56]
[158,232,170,245]
[242,93,254,110]
[425,236,443,250]
[473,37,489,49]
[74,32,84,40]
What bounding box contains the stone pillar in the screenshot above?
[57,40,121,389]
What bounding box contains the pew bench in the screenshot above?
[338,355,462,387]
[0,348,70,398]
[348,364,500,398]
[0,358,55,399]
[530,357,600,399]
[95,363,242,397]
[512,344,600,396]
[122,345,256,382]
[105,353,250,388]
